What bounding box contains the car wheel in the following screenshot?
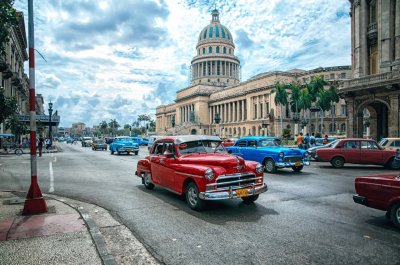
[390,202,400,229]
[264,158,277,173]
[117,151,121,155]
[331,157,344,168]
[15,149,23,156]
[127,151,130,155]
[185,182,204,211]
[110,149,114,155]
[135,151,138,155]
[143,173,155,190]
[292,165,303,172]
[388,158,400,170]
[241,194,259,203]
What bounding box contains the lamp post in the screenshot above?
[214,113,221,136]
[48,101,53,147]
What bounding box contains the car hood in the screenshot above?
[179,153,246,168]
[114,142,138,147]
[355,173,400,185]
[257,146,303,156]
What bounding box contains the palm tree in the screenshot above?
[274,82,288,136]
[328,83,340,133]
[316,89,332,134]
[108,119,120,136]
[99,120,108,136]
[298,87,312,127]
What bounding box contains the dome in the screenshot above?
[198,9,234,44]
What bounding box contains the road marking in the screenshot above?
[49,161,54,193]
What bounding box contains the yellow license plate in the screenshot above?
[236,189,249,198]
[295,162,301,166]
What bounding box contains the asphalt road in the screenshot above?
[0,143,399,265]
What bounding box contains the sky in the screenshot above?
[13,0,351,128]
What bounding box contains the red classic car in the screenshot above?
[315,138,400,169]
[135,135,267,210]
[353,173,400,228]
[221,138,238,147]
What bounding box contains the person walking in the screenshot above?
[296,133,304,149]
[38,136,44,157]
[303,133,310,149]
[310,133,316,147]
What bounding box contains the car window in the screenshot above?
[178,140,224,154]
[379,138,388,146]
[343,141,359,149]
[361,141,379,150]
[163,142,174,155]
[248,140,257,148]
[236,141,247,147]
[153,142,164,155]
[390,140,400,147]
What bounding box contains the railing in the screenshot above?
[341,71,399,88]
[367,22,377,33]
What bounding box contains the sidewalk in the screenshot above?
[0,191,159,265]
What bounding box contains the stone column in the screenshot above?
[242,100,245,121]
[389,95,400,137]
[353,0,366,77]
[395,0,400,64]
[380,0,392,71]
[346,98,355,137]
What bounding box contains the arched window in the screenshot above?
[202,47,205,54]
[216,46,220,53]
[229,48,231,54]
[203,29,207,39]
[209,27,213,38]
[227,32,230,40]
[209,46,212,53]
[215,25,220,37]
[340,123,346,132]
[223,47,226,54]
[221,28,226,38]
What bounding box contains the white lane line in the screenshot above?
[54,156,57,162]
[49,161,54,193]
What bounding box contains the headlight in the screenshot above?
[256,163,264,174]
[279,152,284,158]
[205,168,214,181]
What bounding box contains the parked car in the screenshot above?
[353,173,400,228]
[109,137,139,155]
[307,140,339,160]
[147,135,164,150]
[66,137,73,144]
[221,138,238,147]
[130,137,148,146]
[378,137,400,150]
[92,139,107,151]
[315,137,337,146]
[226,136,310,173]
[81,137,93,147]
[135,135,267,210]
[316,138,400,169]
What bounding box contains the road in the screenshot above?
[0,142,399,265]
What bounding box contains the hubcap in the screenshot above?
[187,187,198,206]
[144,174,150,185]
[266,161,273,172]
[396,207,400,223]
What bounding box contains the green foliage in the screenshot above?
[0,0,18,57]
[0,88,18,124]
[5,114,27,138]
[282,128,291,139]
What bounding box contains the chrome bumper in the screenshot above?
[275,161,310,168]
[199,183,268,200]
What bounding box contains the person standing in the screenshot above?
[322,135,329,145]
[310,133,316,147]
[38,136,44,157]
[303,133,310,149]
[296,133,304,149]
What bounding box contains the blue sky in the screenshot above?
[14,0,351,128]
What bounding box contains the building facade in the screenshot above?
[340,0,400,139]
[156,10,352,138]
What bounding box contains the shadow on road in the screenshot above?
[135,184,278,225]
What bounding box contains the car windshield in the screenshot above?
[259,138,281,147]
[330,140,340,148]
[378,138,388,146]
[178,140,225,154]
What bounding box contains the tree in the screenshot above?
[0,0,18,57]
[99,120,108,135]
[5,114,27,142]
[273,82,288,136]
[298,87,312,129]
[108,119,119,136]
[328,83,340,133]
[0,88,18,125]
[316,89,332,134]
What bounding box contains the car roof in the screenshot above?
[237,136,280,141]
[154,135,222,144]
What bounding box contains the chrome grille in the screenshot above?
[283,156,303,163]
[211,173,259,190]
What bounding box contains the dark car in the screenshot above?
[307,140,339,160]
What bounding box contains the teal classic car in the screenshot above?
[109,137,139,155]
[226,136,310,173]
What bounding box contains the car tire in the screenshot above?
[241,194,259,203]
[331,157,344,168]
[292,165,303,172]
[185,182,204,211]
[387,158,400,170]
[135,151,138,155]
[15,149,23,156]
[110,149,114,155]
[264,158,277,173]
[143,173,155,190]
[390,202,400,229]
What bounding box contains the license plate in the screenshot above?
[236,188,248,197]
[295,162,301,166]
[127,149,132,152]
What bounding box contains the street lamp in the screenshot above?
[48,101,53,147]
[214,113,221,136]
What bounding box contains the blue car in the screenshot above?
[109,137,139,155]
[226,136,310,173]
[130,137,148,146]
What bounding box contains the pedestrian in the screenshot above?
[296,132,304,149]
[322,134,329,145]
[38,136,44,157]
[309,133,316,147]
[303,133,310,149]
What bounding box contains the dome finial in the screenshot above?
[211,4,219,23]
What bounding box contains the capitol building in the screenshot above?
[156,5,400,139]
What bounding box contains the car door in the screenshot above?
[149,141,165,185]
[360,140,383,165]
[157,141,177,190]
[342,140,361,163]
[228,140,246,156]
[240,140,258,161]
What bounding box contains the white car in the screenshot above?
[81,137,93,147]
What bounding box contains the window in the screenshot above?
[340,73,346,78]
[229,48,231,54]
[340,123,346,132]
[227,32,230,40]
[248,140,257,147]
[253,104,257,119]
[361,141,379,150]
[343,141,359,149]
[203,29,207,39]
[223,47,226,54]
[216,46,220,53]
[209,47,212,54]
[215,25,220,37]
[330,73,335,79]
[209,26,213,38]
[153,143,164,155]
[202,47,205,54]
[390,140,400,147]
[341,105,347,116]
[221,28,225,38]
[163,142,174,155]
[237,140,247,147]
[260,103,263,118]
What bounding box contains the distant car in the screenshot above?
[66,137,73,144]
[92,139,107,151]
[353,173,400,229]
[81,137,93,147]
[316,138,400,169]
[130,137,148,146]
[221,138,238,147]
[109,137,139,155]
[226,136,310,173]
[135,135,267,210]
[307,140,339,160]
[314,137,337,146]
[147,135,164,150]
[378,137,400,150]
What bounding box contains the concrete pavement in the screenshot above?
[0,191,159,265]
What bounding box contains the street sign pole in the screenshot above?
[23,0,48,215]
